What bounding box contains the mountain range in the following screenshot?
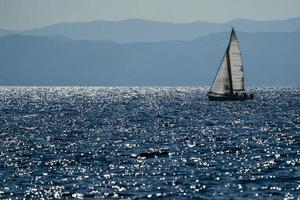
[0,18,299,86]
[1,17,300,42]
[0,31,299,86]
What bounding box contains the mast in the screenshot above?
[226,45,233,95]
[226,28,236,95]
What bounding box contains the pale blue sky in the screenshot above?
[1,0,300,30]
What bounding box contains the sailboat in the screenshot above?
[208,28,254,101]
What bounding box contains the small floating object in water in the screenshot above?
[135,149,169,159]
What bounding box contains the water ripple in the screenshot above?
[0,87,299,199]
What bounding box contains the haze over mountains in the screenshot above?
[1,17,300,42]
[0,18,299,86]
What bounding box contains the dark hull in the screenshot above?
[208,93,254,101]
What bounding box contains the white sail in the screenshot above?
[209,51,231,95]
[229,31,244,91]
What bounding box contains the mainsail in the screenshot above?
[209,29,245,95]
[229,30,244,91]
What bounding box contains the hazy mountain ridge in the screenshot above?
[0,29,18,37]
[0,31,299,86]
[1,17,300,42]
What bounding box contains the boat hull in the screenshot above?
[208,93,254,101]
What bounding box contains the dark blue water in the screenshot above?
[0,87,299,199]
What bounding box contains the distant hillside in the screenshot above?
[0,31,299,86]
[1,17,300,42]
[0,29,17,37]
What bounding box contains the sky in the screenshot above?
[0,0,300,30]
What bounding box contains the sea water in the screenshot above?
[0,87,299,199]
